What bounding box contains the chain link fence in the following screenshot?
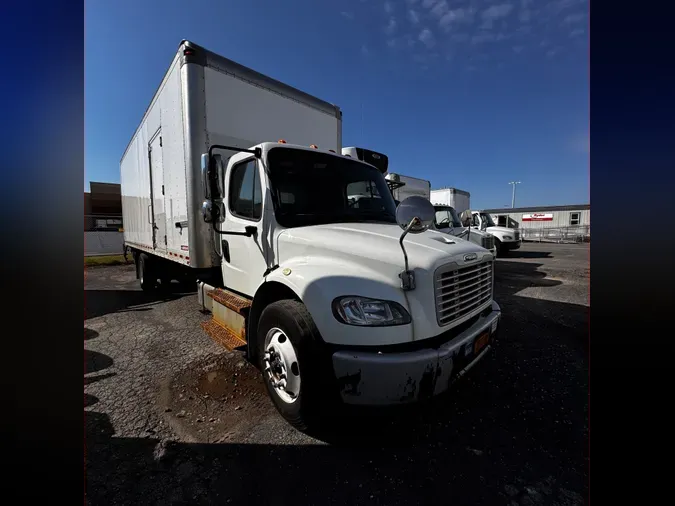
[520,224,590,243]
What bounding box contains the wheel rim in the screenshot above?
[263,327,300,404]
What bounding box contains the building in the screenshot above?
[84,182,123,231]
[480,204,590,242]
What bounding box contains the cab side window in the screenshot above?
[229,159,262,221]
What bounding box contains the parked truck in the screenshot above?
[385,173,431,203]
[431,187,471,215]
[121,40,501,429]
[470,211,521,256]
[341,153,496,257]
[433,205,497,257]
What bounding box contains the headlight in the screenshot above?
[503,235,512,240]
[332,296,411,326]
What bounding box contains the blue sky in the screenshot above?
[85,0,588,209]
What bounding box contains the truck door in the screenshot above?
[220,156,268,297]
[148,130,166,251]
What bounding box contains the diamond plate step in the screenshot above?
[207,288,251,315]
[201,319,247,351]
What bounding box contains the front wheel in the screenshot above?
[257,300,325,430]
[494,239,503,257]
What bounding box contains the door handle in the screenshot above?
[147,205,152,224]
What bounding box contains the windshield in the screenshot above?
[267,147,398,228]
[480,213,496,227]
[433,205,462,229]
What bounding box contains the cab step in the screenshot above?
[200,288,251,351]
[200,319,247,351]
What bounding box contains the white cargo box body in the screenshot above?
[120,40,342,269]
[430,188,471,215]
[386,173,431,201]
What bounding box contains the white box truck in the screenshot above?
[385,173,431,203]
[431,187,471,215]
[121,41,501,430]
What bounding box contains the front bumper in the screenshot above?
[332,301,501,405]
[503,240,521,250]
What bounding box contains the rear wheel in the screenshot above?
[138,254,157,292]
[257,300,325,431]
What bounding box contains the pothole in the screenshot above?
[163,353,274,442]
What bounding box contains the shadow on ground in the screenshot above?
[85,286,194,320]
[502,250,552,259]
[85,260,588,505]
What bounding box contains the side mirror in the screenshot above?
[396,196,435,233]
[459,210,473,227]
[201,152,225,224]
[201,153,225,200]
[202,200,225,224]
[395,196,435,291]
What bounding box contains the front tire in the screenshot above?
[494,239,503,257]
[257,300,325,431]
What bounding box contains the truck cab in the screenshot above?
[200,142,501,428]
[432,204,497,258]
[470,211,521,256]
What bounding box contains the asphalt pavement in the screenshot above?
[85,242,589,505]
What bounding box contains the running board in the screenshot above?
[199,287,251,351]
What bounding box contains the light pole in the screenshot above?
[508,181,521,208]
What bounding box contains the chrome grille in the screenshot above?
[435,260,493,326]
[481,235,495,250]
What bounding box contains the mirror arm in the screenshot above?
[398,217,419,291]
[214,226,257,238]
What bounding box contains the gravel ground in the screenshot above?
[85,242,589,505]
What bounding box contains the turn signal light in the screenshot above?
[310,144,318,149]
[278,139,287,144]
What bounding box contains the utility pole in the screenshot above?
[508,181,521,208]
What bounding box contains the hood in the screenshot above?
[486,226,516,235]
[276,222,484,276]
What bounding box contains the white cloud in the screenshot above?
[430,0,449,18]
[569,28,585,37]
[482,4,514,21]
[341,11,354,20]
[384,17,398,35]
[512,45,524,53]
[419,28,436,47]
[387,38,397,48]
[439,8,469,30]
[422,0,437,8]
[384,1,393,14]
[405,0,418,5]
[408,9,420,24]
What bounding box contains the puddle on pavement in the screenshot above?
[164,353,274,443]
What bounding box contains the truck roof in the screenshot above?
[180,40,340,118]
[122,40,341,162]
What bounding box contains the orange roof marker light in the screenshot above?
[278,139,287,144]
[310,144,318,149]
